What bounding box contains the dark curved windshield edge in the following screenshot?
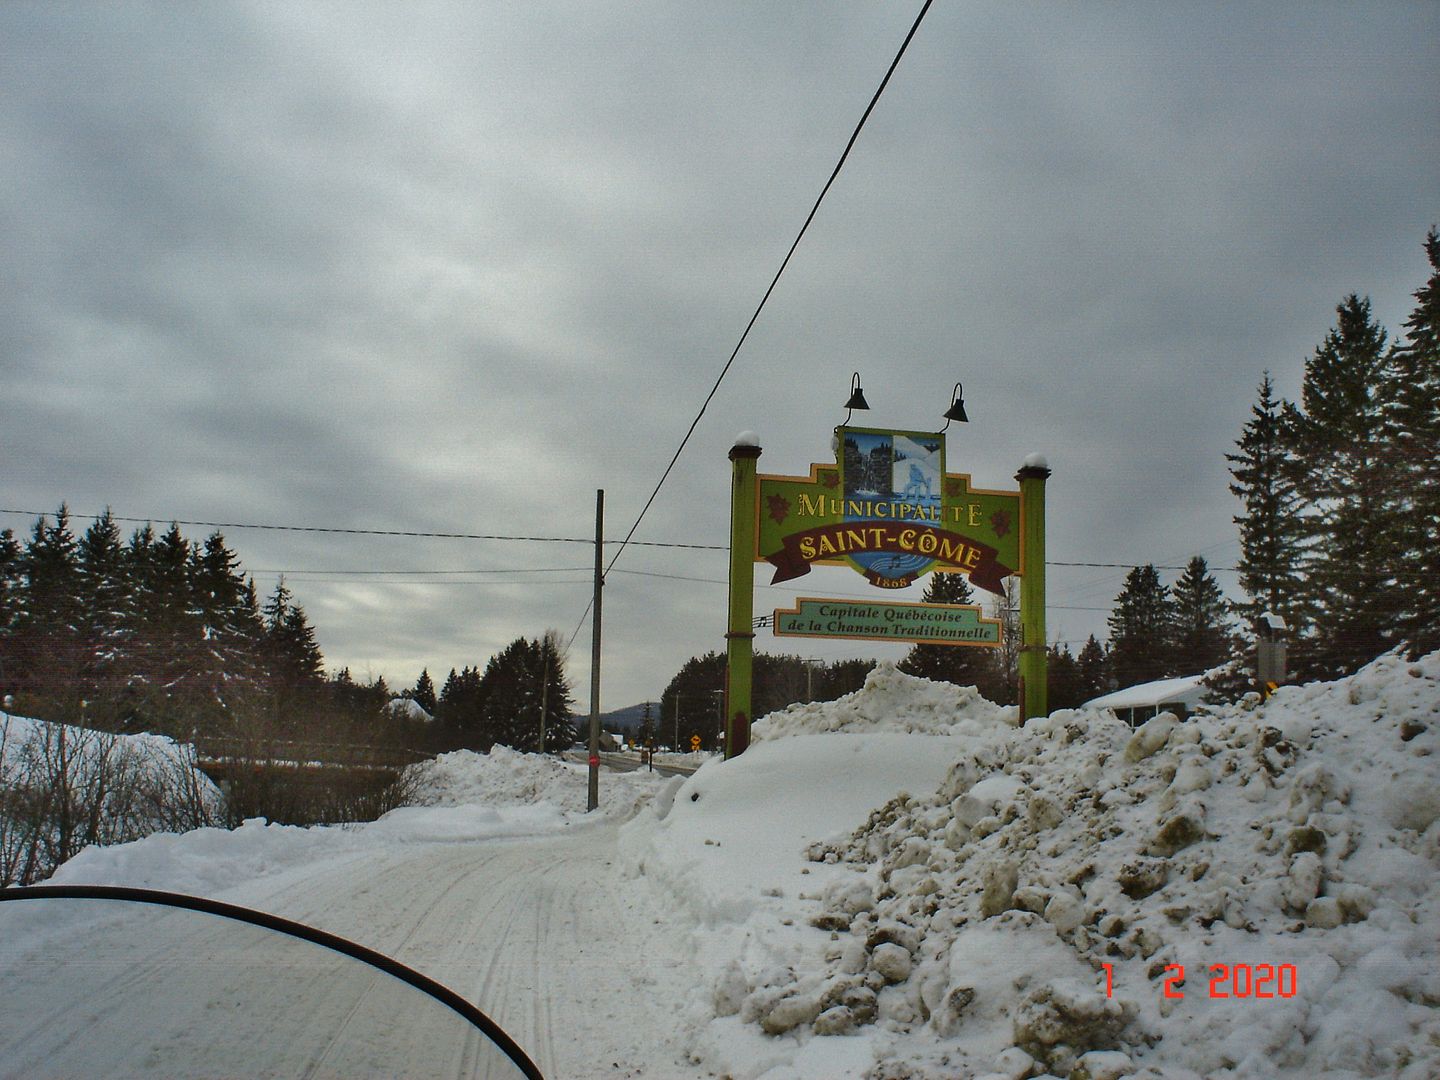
[0,883,544,1080]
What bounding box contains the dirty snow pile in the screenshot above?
[659,651,1438,1080]
[753,664,1015,740]
[405,744,662,819]
[620,662,1021,1075]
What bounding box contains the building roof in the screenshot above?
[1082,674,1210,712]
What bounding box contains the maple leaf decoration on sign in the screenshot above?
[767,494,791,525]
[991,510,1012,538]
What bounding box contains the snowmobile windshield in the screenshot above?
[0,885,543,1080]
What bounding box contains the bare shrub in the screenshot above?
[220,762,418,827]
[0,714,223,886]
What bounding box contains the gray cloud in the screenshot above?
[2,2,1436,707]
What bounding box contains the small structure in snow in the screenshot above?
[386,697,433,723]
[1081,674,1210,727]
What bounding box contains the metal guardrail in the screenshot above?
[194,737,429,769]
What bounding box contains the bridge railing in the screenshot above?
[194,737,430,770]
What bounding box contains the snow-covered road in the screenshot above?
[1,823,697,1079]
[247,824,697,1078]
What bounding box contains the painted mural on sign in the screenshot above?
[840,429,944,586]
[755,426,1022,594]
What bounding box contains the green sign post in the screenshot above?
[724,436,762,760]
[724,427,1049,758]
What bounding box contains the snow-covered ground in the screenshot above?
[1,654,1436,1079]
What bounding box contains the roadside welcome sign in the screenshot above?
[722,425,1050,760]
[756,427,1022,593]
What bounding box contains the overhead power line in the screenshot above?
[563,1,936,654]
[9,508,1427,580]
[600,0,937,580]
[0,509,724,551]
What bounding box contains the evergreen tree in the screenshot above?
[411,669,438,714]
[121,523,161,723]
[534,631,574,754]
[1286,295,1406,676]
[1107,565,1175,688]
[477,638,537,751]
[1385,228,1440,656]
[659,652,727,751]
[1076,635,1109,703]
[898,572,993,691]
[189,532,265,724]
[1170,556,1234,673]
[278,606,324,686]
[476,634,573,753]
[260,578,325,725]
[76,510,132,726]
[14,506,84,714]
[0,528,20,696]
[261,579,323,685]
[143,524,202,731]
[979,576,1020,705]
[817,658,876,700]
[1227,374,1309,635]
[436,664,486,750]
[1046,644,1083,710]
[753,653,810,717]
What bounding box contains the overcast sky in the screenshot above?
[3,2,1437,714]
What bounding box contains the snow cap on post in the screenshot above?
[731,431,761,462]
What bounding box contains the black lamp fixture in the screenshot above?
[841,372,870,426]
[941,381,968,429]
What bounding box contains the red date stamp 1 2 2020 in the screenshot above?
[1103,963,1298,1000]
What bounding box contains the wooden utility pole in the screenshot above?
[587,489,603,810]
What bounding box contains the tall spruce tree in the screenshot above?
[190,532,265,723]
[477,638,536,751]
[436,665,486,750]
[1286,295,1405,676]
[981,576,1021,705]
[1076,635,1110,703]
[0,528,20,696]
[411,669,438,715]
[817,658,876,700]
[1107,564,1175,688]
[1227,374,1309,636]
[1170,556,1234,673]
[660,652,727,751]
[261,579,324,722]
[1385,228,1440,656]
[477,635,573,753]
[15,507,84,714]
[898,572,992,690]
[1046,644,1083,710]
[76,510,132,726]
[533,632,574,754]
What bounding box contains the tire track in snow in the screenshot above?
[2,826,695,1078]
